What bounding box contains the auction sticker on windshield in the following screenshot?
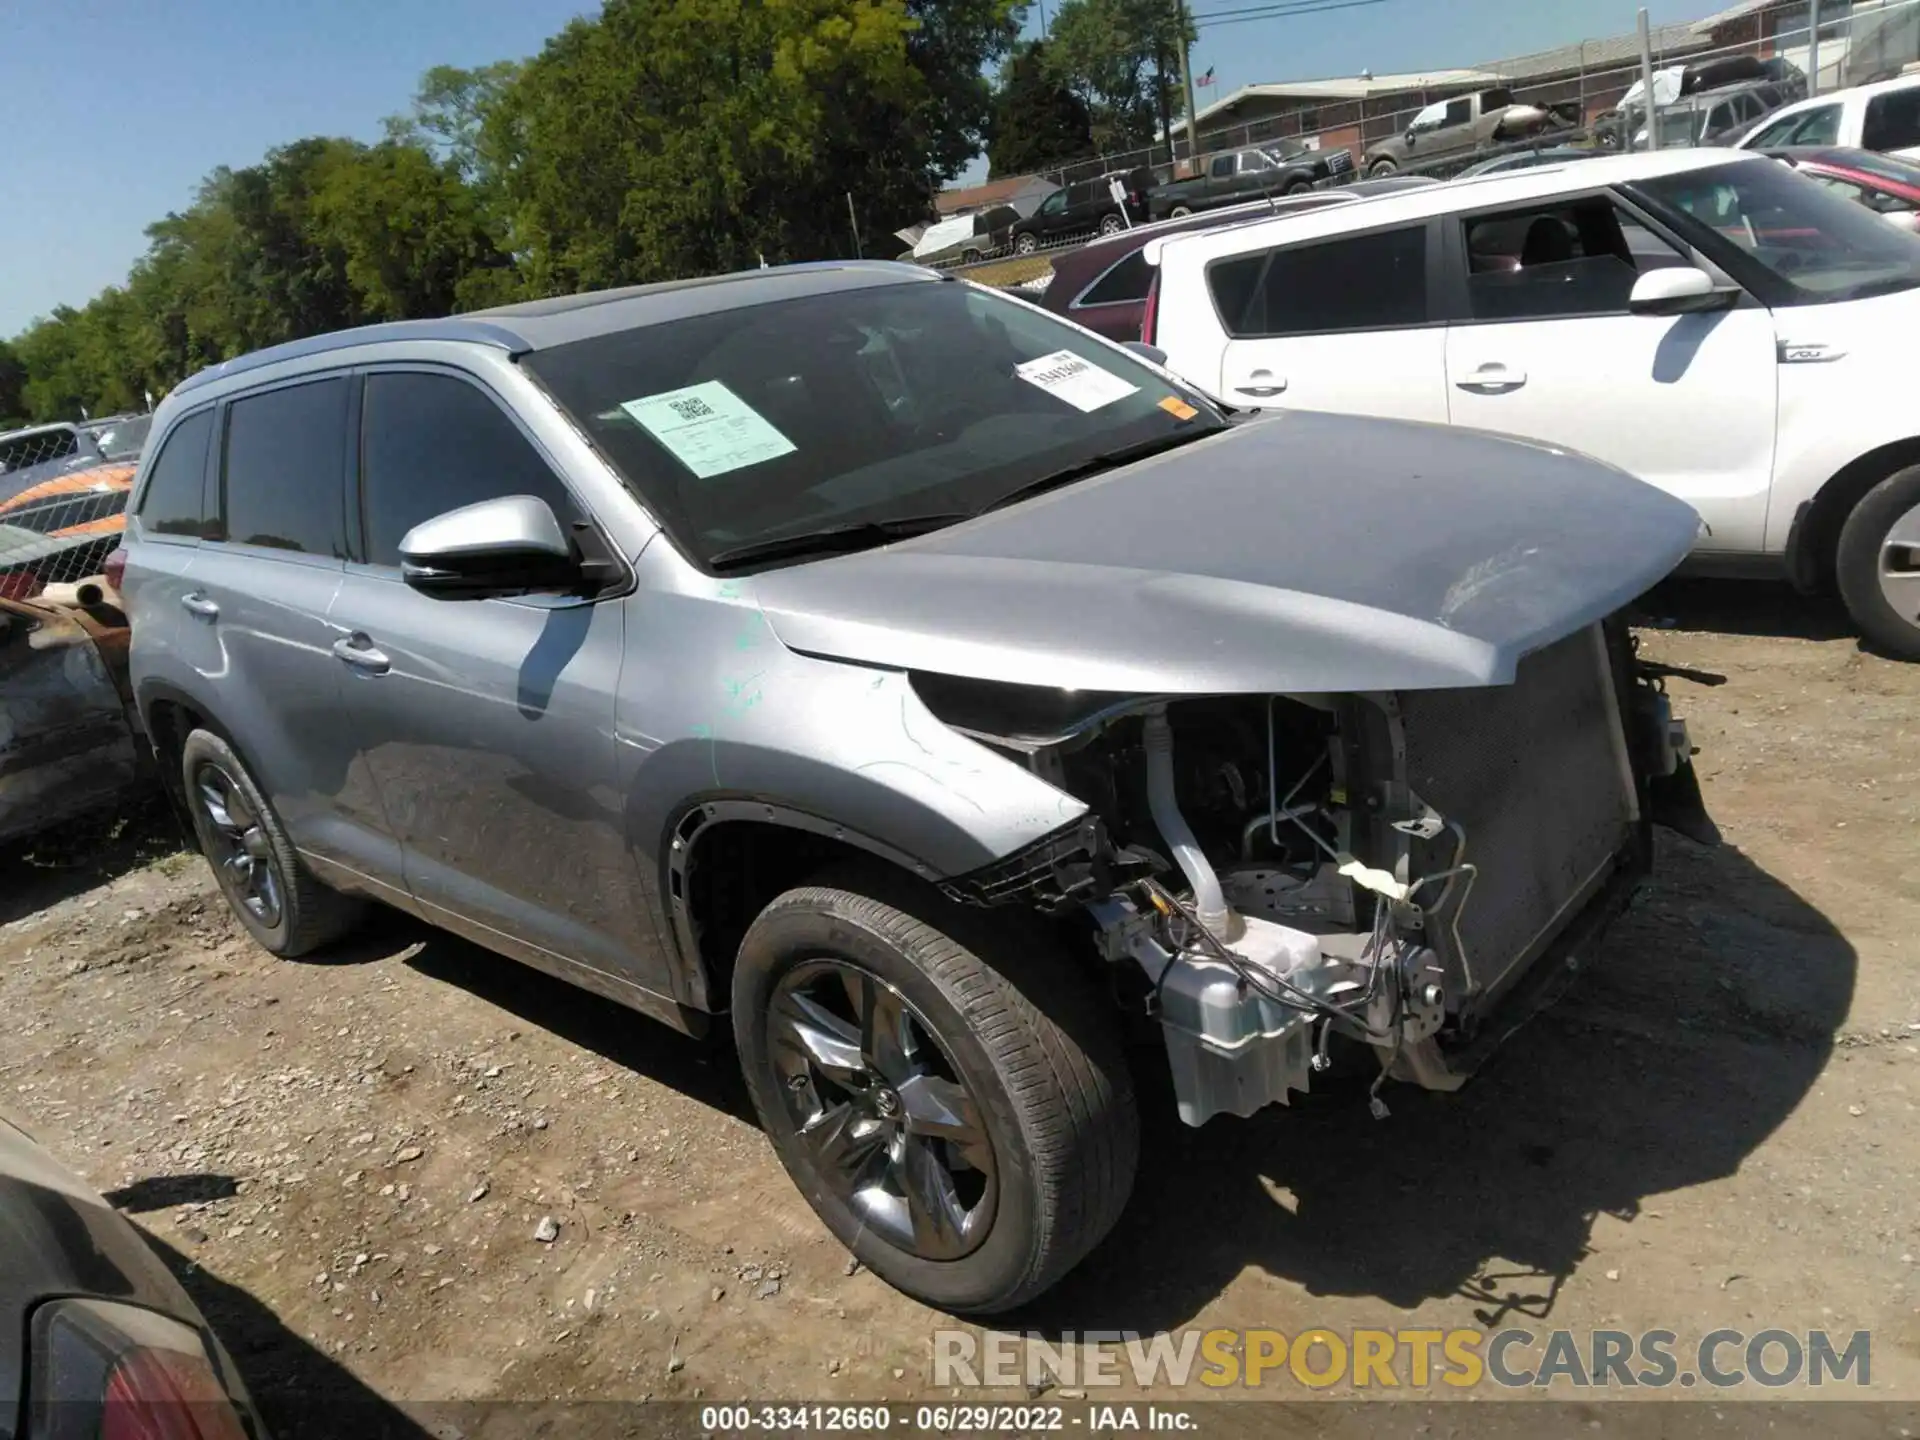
[620,381,797,479]
[1015,350,1138,412]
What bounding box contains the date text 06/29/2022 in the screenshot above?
[701,1405,1197,1433]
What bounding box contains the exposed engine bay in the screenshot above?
[921,619,1710,1126]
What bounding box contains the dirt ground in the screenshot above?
[3,578,1919,1437]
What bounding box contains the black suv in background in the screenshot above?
[1010,166,1156,253]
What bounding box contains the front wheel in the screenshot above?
[1836,462,1920,660]
[732,869,1138,1314]
[1368,158,1397,177]
[1286,179,1313,195]
[1099,213,1125,235]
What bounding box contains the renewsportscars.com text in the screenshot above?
[933,1327,1872,1391]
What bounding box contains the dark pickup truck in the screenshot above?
[1148,142,1352,220]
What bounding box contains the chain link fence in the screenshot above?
[965,0,1920,203]
[0,425,136,600]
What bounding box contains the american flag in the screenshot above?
[1196,65,1215,86]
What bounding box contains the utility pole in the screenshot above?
[1808,0,1822,96]
[1637,7,1658,151]
[1174,0,1201,171]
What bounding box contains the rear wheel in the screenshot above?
[1099,213,1125,235]
[732,868,1138,1314]
[1014,232,1039,255]
[1368,158,1398,177]
[1836,462,1920,660]
[180,728,363,956]
[1167,204,1194,219]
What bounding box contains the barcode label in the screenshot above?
[669,396,717,422]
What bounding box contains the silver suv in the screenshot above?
[117,262,1711,1313]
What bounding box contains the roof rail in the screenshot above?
[171,318,533,399]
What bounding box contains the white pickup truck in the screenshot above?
[1142,147,1920,658]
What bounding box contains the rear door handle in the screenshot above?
[180,593,219,620]
[1233,370,1288,397]
[1454,363,1527,392]
[332,634,391,675]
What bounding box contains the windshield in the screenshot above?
[82,414,152,461]
[1631,158,1920,304]
[523,278,1225,570]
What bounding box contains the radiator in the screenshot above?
[1396,625,1638,1011]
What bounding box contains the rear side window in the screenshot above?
[1211,226,1428,337]
[220,378,349,555]
[134,409,214,538]
[1077,251,1152,307]
[1863,89,1920,151]
[359,371,579,569]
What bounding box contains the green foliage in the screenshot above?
[1044,0,1192,153]
[5,0,1026,422]
[988,41,1094,177]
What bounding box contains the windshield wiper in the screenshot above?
[980,427,1217,516]
[706,512,969,571]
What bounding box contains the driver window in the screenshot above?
[1443,98,1471,125]
[360,372,581,569]
[1463,198,1681,321]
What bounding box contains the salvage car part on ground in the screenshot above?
[120,261,1707,1314]
[0,593,143,849]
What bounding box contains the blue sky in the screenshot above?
[1,0,1718,338]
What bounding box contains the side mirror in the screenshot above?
[1628,265,1732,316]
[399,494,581,600]
[1125,341,1169,366]
[1405,129,1418,145]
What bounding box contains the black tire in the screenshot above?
[1099,213,1125,235]
[732,866,1138,1314]
[1286,179,1313,195]
[179,728,363,956]
[1168,204,1194,219]
[1013,232,1038,255]
[1368,158,1397,177]
[1836,462,1920,660]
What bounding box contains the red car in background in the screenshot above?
[1762,146,1920,232]
[1033,176,1437,341]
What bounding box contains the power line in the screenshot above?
[1191,0,1398,30]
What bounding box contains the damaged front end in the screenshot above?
[933,618,1710,1126]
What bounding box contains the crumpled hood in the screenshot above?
[751,410,1701,695]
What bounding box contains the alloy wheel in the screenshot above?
[1879,500,1920,626]
[194,762,284,929]
[767,959,997,1260]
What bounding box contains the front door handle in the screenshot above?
[1454,363,1527,392]
[1233,370,1288,397]
[332,634,391,675]
[180,592,219,620]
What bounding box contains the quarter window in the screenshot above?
[134,409,214,539]
[220,378,349,555]
[359,372,579,569]
[1783,104,1842,145]
[1209,226,1428,337]
[1076,251,1153,307]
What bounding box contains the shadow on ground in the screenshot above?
[1019,831,1854,1333]
[401,927,755,1126]
[1632,576,1855,644]
[141,1230,433,1440]
[0,795,187,927]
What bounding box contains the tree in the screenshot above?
[1044,0,1193,154]
[0,341,25,427]
[477,0,1009,295]
[988,41,1093,177]
[385,61,523,184]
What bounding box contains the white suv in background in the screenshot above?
[1735,72,1920,158]
[1144,148,1920,658]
